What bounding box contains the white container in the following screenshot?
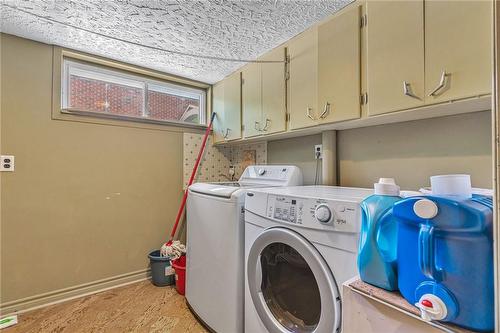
[430,174,472,198]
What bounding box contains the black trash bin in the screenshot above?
[148,250,175,287]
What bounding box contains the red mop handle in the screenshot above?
[169,112,217,242]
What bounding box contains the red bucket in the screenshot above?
[172,255,186,295]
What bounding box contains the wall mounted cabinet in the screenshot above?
[213,1,492,144]
[318,5,361,124]
[366,0,491,116]
[242,62,264,138]
[289,26,318,130]
[261,47,287,135]
[366,1,425,115]
[424,0,492,104]
[212,71,242,143]
[212,81,225,143]
[242,46,286,138]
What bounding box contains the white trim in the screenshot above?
[493,4,499,333]
[148,81,203,100]
[180,105,200,122]
[0,269,151,316]
[67,63,145,89]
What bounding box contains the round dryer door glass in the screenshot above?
[260,242,321,332]
[248,228,340,333]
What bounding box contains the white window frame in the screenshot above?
[62,59,207,126]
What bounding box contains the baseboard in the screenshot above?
[0,269,151,315]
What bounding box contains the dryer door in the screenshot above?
[247,227,341,333]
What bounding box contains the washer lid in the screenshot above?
[247,227,341,333]
[189,183,242,198]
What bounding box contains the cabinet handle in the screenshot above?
[428,70,449,97]
[320,102,330,119]
[306,107,316,121]
[403,81,420,99]
[261,118,271,132]
[223,128,231,139]
[254,121,261,131]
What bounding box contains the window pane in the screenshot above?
[106,83,144,117]
[63,59,206,126]
[67,65,144,117]
[147,89,200,124]
[69,75,107,113]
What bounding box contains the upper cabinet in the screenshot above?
[318,5,361,124]
[242,62,263,138]
[212,81,226,143]
[212,71,242,143]
[261,47,287,135]
[366,0,491,116]
[424,0,492,103]
[242,46,286,138]
[289,26,318,130]
[366,1,425,115]
[223,72,242,141]
[213,1,492,143]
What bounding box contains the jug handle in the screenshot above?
[374,210,392,262]
[418,224,443,281]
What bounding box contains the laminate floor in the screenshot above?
[5,280,209,333]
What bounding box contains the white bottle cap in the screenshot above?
[430,174,472,198]
[374,178,400,196]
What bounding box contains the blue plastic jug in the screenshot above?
[358,178,401,291]
[394,194,493,332]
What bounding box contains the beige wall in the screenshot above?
[0,35,192,305]
[267,134,322,185]
[267,111,492,190]
[338,111,492,190]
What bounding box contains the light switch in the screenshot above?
[0,155,14,172]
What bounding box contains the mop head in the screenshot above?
[160,240,186,260]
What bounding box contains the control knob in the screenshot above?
[258,168,266,176]
[315,204,332,223]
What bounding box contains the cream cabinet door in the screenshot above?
[425,0,492,104]
[223,71,242,141]
[261,46,286,134]
[242,62,263,138]
[212,81,225,143]
[289,26,318,130]
[366,0,425,115]
[318,5,361,123]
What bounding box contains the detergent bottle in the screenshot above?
[357,178,401,291]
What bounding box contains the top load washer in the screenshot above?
[244,186,373,333]
[186,165,302,333]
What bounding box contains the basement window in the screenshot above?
[61,59,206,126]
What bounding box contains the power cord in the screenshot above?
[314,151,321,185]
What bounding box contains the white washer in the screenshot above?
[186,165,302,333]
[244,186,373,333]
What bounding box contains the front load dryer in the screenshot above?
[244,186,372,333]
[186,165,302,333]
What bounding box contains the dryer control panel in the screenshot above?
[239,165,303,187]
[266,194,361,233]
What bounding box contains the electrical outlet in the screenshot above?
[314,145,323,160]
[0,155,14,172]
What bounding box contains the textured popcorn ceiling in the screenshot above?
[1,0,352,83]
